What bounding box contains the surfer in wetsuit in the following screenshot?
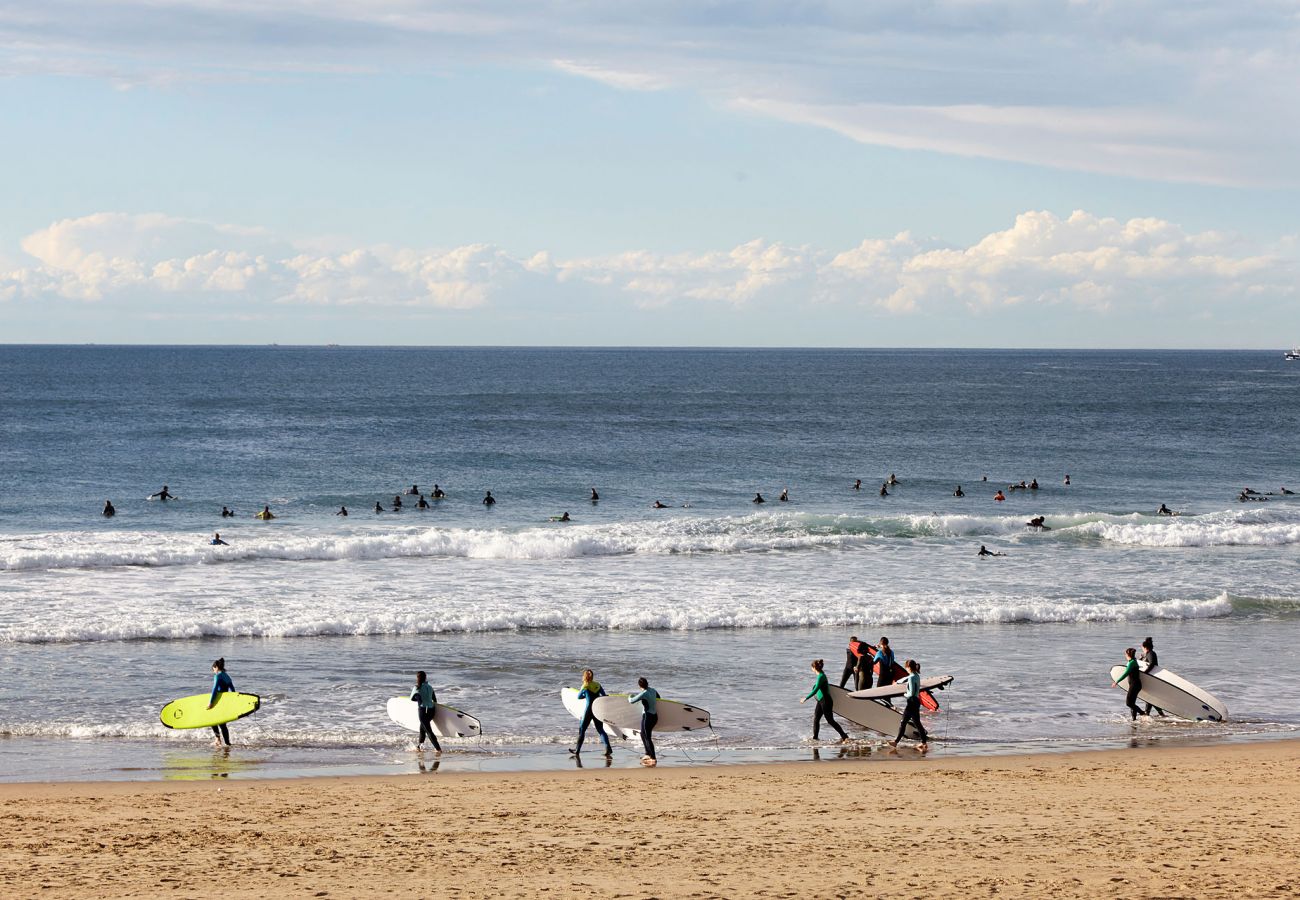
[629,677,661,766]
[102,500,116,517]
[590,488,599,502]
[853,479,862,491]
[953,485,964,497]
[256,505,275,520]
[1137,637,1165,717]
[570,669,612,758]
[374,501,384,514]
[150,485,175,501]
[220,506,234,518]
[888,473,899,486]
[839,636,870,691]
[753,492,766,504]
[890,659,930,752]
[801,659,848,742]
[872,638,896,705]
[206,658,235,747]
[210,533,227,546]
[336,506,348,516]
[411,670,442,754]
[417,495,429,509]
[879,483,889,497]
[1026,516,1048,530]
[779,488,789,502]
[977,545,1004,557]
[482,491,496,507]
[1113,647,1146,721]
[392,495,403,511]
[406,484,419,496]
[652,500,669,509]
[432,485,446,499]
[1157,504,1173,516]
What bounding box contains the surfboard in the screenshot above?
[824,686,924,740]
[160,692,260,730]
[386,697,483,739]
[562,687,634,739]
[849,674,954,701]
[254,511,275,519]
[864,643,940,711]
[1109,664,1227,722]
[591,694,711,736]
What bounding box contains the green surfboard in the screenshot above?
[160,692,261,730]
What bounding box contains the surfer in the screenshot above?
[256,505,275,520]
[1113,647,1147,721]
[102,500,116,517]
[801,659,848,742]
[652,500,669,509]
[558,511,571,522]
[392,495,403,511]
[853,479,862,491]
[977,544,1005,557]
[779,488,789,502]
[410,671,442,754]
[879,483,889,497]
[336,506,348,516]
[374,501,384,514]
[1029,479,1039,490]
[483,491,496,507]
[1283,487,1295,495]
[993,490,1006,502]
[1157,503,1173,516]
[839,636,869,691]
[150,485,175,501]
[206,658,235,747]
[417,495,429,509]
[432,485,446,499]
[888,473,900,486]
[953,485,964,497]
[406,484,419,495]
[628,677,661,766]
[570,669,612,758]
[753,492,766,503]
[590,488,599,502]
[889,659,930,752]
[872,637,896,704]
[1137,637,1165,717]
[210,533,227,546]
[220,506,234,518]
[1026,516,1048,530]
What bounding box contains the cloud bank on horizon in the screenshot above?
[3,0,1298,186]
[4,209,1294,323]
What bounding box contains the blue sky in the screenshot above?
[1,2,1297,347]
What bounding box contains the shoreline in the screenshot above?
[4,739,1299,898]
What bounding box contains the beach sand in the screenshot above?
[2,740,1298,899]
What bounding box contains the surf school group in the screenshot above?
[164,632,1225,767]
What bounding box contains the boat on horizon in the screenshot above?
[1286,347,1300,361]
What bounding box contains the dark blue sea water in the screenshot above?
[1,346,1298,780]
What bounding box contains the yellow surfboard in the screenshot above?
[160,692,261,730]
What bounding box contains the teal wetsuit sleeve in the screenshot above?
[628,690,644,705]
[209,674,220,707]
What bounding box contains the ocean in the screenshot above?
[1,346,1298,781]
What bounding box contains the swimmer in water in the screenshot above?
[993,490,1006,502]
[779,488,789,502]
[559,511,570,522]
[981,474,988,482]
[210,532,227,546]
[1282,487,1295,495]
[853,479,862,491]
[417,495,429,509]
[1157,503,1173,516]
[1029,479,1039,490]
[879,483,889,497]
[432,485,446,499]
[483,491,496,507]
[978,544,1005,557]
[590,488,599,502]
[652,500,669,509]
[336,506,348,516]
[257,505,274,520]
[1064,474,1071,485]
[953,485,964,497]
[392,495,403,511]
[406,484,419,495]
[753,492,766,504]
[220,506,234,518]
[150,485,175,501]
[887,473,899,486]
[374,501,384,514]
[102,500,116,517]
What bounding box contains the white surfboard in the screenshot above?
[825,685,925,740]
[561,687,634,739]
[386,697,483,738]
[1109,664,1227,722]
[591,693,711,736]
[849,675,954,701]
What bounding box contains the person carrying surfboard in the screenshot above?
[800,659,848,743]
[410,671,442,754]
[872,638,896,705]
[839,636,869,691]
[569,669,612,758]
[1138,637,1165,717]
[206,658,235,747]
[1113,647,1146,721]
[889,659,930,752]
[628,677,661,766]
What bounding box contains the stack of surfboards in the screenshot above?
[838,675,955,739]
[1109,662,1227,722]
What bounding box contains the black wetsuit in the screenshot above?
[1138,649,1164,716]
[1118,659,1144,720]
[840,643,869,690]
[806,673,847,740]
[895,677,929,745]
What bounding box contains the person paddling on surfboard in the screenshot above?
[210,533,227,546]
[801,659,848,743]
[207,658,235,747]
[889,659,930,753]
[569,669,613,759]
[411,671,442,755]
[150,485,175,501]
[628,677,661,766]
[1113,647,1147,721]
[1137,637,1165,717]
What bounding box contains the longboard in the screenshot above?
[849,674,954,701]
[386,697,483,738]
[562,687,633,740]
[864,643,940,711]
[160,692,260,730]
[1109,663,1227,722]
[824,686,924,740]
[591,694,711,736]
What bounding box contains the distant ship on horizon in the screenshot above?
[1287,347,1300,361]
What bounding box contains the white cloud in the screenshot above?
[2,2,1298,185]
[2,210,1293,322]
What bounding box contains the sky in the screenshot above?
[1,1,1297,347]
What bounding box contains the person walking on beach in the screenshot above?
[102,500,116,517]
[1113,647,1146,721]
[839,635,869,690]
[890,659,930,752]
[1137,637,1165,717]
[570,669,613,758]
[206,658,235,747]
[801,659,848,742]
[411,670,442,755]
[628,677,660,766]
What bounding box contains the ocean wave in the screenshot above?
[5,509,1299,572]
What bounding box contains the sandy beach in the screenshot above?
[2,740,1298,899]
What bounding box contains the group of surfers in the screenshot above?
[802,635,931,751]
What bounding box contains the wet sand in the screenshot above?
[2,740,1298,899]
